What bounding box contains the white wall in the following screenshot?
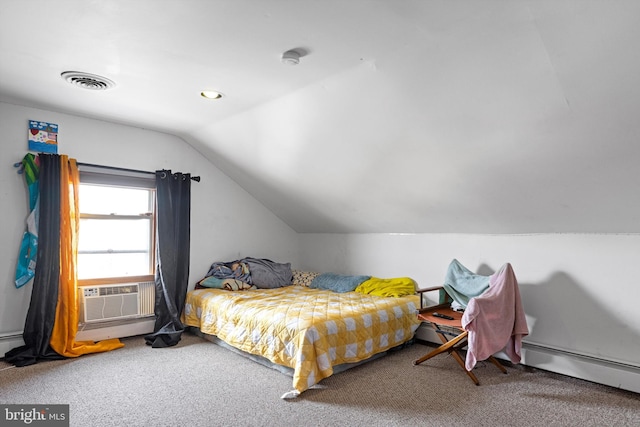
[0,102,298,352]
[299,232,640,392]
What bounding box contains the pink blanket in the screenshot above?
[461,263,529,371]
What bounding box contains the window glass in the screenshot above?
[77,253,151,279]
[78,218,151,252]
[79,185,152,215]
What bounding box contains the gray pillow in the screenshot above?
[242,257,292,289]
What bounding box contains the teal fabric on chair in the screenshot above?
[441,259,490,308]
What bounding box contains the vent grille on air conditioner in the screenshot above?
[98,285,137,296]
[81,282,155,323]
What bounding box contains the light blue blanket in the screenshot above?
[310,273,371,293]
[442,259,490,308]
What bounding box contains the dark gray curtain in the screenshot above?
[145,170,191,348]
[5,154,65,366]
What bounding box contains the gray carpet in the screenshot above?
[1,332,639,427]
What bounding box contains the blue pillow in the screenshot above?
[310,273,371,293]
[198,276,225,288]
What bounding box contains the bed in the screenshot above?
[181,268,420,398]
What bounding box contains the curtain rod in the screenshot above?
[76,162,201,182]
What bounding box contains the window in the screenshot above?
[77,168,156,286]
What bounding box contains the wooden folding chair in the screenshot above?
[413,286,507,385]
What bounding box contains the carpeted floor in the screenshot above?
[1,332,639,427]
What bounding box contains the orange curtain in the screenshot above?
[49,155,124,356]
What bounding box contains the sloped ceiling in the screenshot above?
[2,1,639,233]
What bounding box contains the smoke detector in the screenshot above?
[61,71,116,90]
[281,50,301,65]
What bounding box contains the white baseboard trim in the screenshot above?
[1,319,155,360]
[0,332,24,358]
[415,324,640,394]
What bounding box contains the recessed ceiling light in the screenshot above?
[61,71,115,90]
[201,90,223,99]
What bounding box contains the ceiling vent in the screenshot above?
[61,71,116,90]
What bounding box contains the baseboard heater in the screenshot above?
[0,332,23,342]
[522,341,640,372]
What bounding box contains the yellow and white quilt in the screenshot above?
[182,286,420,394]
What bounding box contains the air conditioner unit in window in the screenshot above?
[80,282,155,323]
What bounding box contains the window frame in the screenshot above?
[77,166,156,287]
